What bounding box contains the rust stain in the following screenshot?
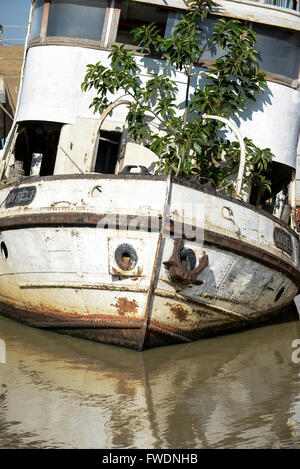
[111,266,143,277]
[194,309,211,319]
[50,200,75,208]
[111,267,122,276]
[166,302,189,322]
[111,297,138,316]
[0,297,142,324]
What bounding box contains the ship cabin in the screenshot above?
[1,0,300,226]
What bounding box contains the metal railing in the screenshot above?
[247,0,300,11]
[0,25,27,46]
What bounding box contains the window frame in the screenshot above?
[31,0,122,46]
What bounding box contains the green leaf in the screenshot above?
[81,1,271,189]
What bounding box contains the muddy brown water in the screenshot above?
[0,304,300,449]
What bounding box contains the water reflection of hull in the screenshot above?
[0,313,299,448]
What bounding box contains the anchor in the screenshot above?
[163,238,208,285]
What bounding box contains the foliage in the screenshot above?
[82,0,273,196]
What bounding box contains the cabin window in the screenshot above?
[31,0,44,39]
[47,0,107,40]
[165,12,226,60]
[250,161,292,210]
[94,130,121,174]
[165,12,300,80]
[253,24,300,79]
[116,3,168,46]
[14,121,62,177]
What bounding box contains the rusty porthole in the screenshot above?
[1,242,8,260]
[180,248,196,271]
[275,287,285,302]
[115,244,137,271]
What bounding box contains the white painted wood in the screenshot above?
[131,0,300,31]
[54,117,100,175]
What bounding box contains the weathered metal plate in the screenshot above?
[5,186,36,208]
[273,227,293,256]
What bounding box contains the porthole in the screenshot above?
[1,242,8,260]
[275,287,285,303]
[115,244,137,271]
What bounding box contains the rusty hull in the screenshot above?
[0,175,299,350]
[0,294,298,351]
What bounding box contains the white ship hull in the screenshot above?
[0,174,298,349]
[0,0,299,350]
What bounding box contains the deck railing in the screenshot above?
[0,25,27,47]
[247,0,300,11]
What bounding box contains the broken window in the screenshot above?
[116,2,168,46]
[14,121,62,177]
[94,130,121,174]
[253,23,300,79]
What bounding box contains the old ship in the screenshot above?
[0,0,299,350]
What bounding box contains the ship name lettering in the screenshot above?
[273,227,293,256]
[5,186,36,208]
